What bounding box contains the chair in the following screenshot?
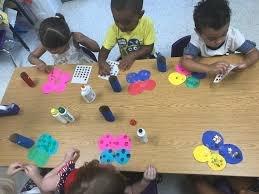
[171,35,191,57]
[81,46,97,62]
[0,29,17,67]
[3,0,32,52]
[3,0,35,26]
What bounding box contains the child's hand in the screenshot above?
[6,162,24,176]
[208,61,229,75]
[64,148,80,163]
[98,62,111,76]
[24,164,40,179]
[45,65,53,74]
[119,55,135,71]
[143,165,157,182]
[36,63,52,74]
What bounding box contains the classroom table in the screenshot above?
[0,55,259,177]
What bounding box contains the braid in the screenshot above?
[39,13,71,48]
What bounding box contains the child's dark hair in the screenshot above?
[111,0,143,13]
[66,160,127,194]
[39,13,71,49]
[193,0,231,33]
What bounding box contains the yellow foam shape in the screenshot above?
[168,72,186,86]
[208,153,226,171]
[193,145,212,163]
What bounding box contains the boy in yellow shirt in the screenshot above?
[98,0,156,75]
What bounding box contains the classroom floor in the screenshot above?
[0,0,259,193]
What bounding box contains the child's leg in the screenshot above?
[194,178,225,194]
[227,177,257,193]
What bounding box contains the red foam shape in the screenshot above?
[143,79,156,90]
[128,82,144,95]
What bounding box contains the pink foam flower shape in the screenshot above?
[41,68,72,94]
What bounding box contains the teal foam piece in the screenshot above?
[27,146,50,167]
[35,133,59,155]
[185,76,200,88]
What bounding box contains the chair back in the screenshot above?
[171,35,191,57]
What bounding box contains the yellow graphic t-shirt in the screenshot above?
[103,16,155,57]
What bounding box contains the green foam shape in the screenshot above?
[185,76,200,88]
[27,146,50,167]
[36,133,59,155]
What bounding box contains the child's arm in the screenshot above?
[125,165,157,194]
[23,164,45,190]
[98,46,111,75]
[73,32,100,52]
[24,148,80,192]
[28,45,52,73]
[119,44,154,71]
[236,48,259,70]
[44,148,80,179]
[182,55,229,75]
[23,164,54,194]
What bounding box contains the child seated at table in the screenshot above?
[28,13,100,73]
[0,162,50,194]
[25,148,157,194]
[98,0,156,75]
[182,0,259,75]
[192,175,259,194]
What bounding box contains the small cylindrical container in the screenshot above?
[81,85,96,103]
[137,128,148,143]
[20,72,35,87]
[109,76,122,92]
[51,108,68,124]
[58,107,75,123]
[99,105,115,122]
[156,53,167,72]
[9,133,34,149]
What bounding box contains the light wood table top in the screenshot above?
[1,55,259,177]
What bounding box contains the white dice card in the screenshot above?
[71,65,92,84]
[98,60,119,80]
[213,64,238,84]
